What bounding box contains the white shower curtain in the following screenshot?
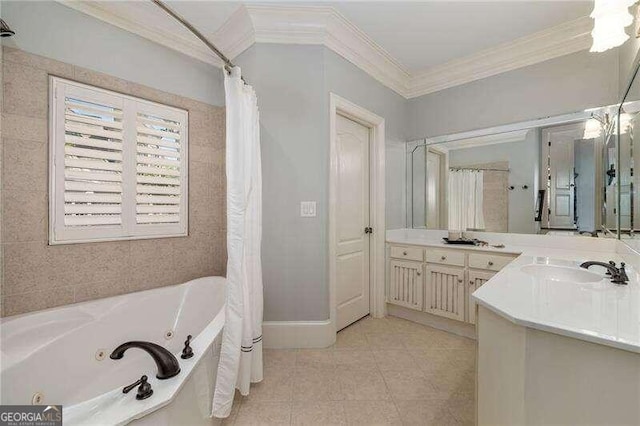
[448,169,485,231]
[212,66,263,418]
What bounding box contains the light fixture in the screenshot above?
[590,0,635,53]
[583,112,611,139]
[584,117,603,139]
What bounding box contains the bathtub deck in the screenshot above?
[224,315,475,425]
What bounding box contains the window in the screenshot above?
[49,77,188,244]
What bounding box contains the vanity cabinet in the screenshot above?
[424,264,465,321]
[387,243,516,324]
[388,259,424,311]
[467,270,495,324]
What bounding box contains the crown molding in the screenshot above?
[407,16,594,98]
[245,5,411,96]
[58,2,593,100]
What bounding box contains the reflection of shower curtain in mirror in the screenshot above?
[448,170,485,231]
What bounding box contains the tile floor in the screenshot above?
[225,315,476,425]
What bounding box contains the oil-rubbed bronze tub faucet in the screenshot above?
[110,341,181,379]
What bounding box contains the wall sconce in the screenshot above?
[590,0,635,53]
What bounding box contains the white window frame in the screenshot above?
[49,77,189,245]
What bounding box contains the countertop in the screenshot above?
[386,229,640,354]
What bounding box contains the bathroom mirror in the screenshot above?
[408,110,614,236]
[616,48,640,244]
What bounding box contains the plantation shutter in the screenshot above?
[63,94,124,227]
[135,105,185,227]
[50,78,188,244]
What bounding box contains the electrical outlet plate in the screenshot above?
[300,201,317,217]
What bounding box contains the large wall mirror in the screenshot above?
[617,49,640,246]
[408,107,619,237]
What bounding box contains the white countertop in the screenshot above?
[387,229,640,354]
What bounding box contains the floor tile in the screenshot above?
[335,328,370,350]
[291,401,346,425]
[337,365,391,401]
[243,367,293,402]
[381,370,440,401]
[343,400,402,425]
[365,332,406,349]
[295,349,336,370]
[292,368,344,401]
[235,401,292,426]
[373,349,421,373]
[333,349,376,366]
[394,400,460,425]
[235,315,476,425]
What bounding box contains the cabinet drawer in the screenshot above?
[425,249,465,267]
[468,253,514,272]
[390,246,423,262]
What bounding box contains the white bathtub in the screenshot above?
[0,276,226,426]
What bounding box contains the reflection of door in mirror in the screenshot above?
[541,124,581,230]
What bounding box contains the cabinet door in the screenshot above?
[388,259,423,311]
[424,264,465,321]
[467,270,495,324]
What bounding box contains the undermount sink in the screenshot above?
[520,264,603,283]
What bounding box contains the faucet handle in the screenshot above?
[606,260,617,275]
[181,335,194,359]
[123,375,154,400]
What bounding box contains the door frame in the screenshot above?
[329,93,386,335]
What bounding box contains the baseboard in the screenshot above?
[262,320,335,349]
[387,304,476,339]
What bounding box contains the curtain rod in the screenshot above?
[151,0,246,83]
[450,167,510,172]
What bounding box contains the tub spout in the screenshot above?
[110,341,180,380]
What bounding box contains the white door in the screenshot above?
[542,124,582,228]
[335,114,371,331]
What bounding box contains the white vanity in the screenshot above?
[386,229,517,331]
[386,229,640,425]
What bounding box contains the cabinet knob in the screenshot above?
[458,279,463,283]
[488,261,494,266]
[416,272,421,276]
[403,251,408,255]
[441,256,447,261]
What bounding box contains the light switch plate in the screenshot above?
[300,201,317,217]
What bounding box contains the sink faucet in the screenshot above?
[580,261,629,285]
[110,341,181,379]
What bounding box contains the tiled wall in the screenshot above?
[0,47,226,317]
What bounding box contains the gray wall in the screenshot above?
[323,48,408,230]
[448,130,541,234]
[235,44,329,321]
[236,44,408,321]
[407,50,620,139]
[2,0,224,106]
